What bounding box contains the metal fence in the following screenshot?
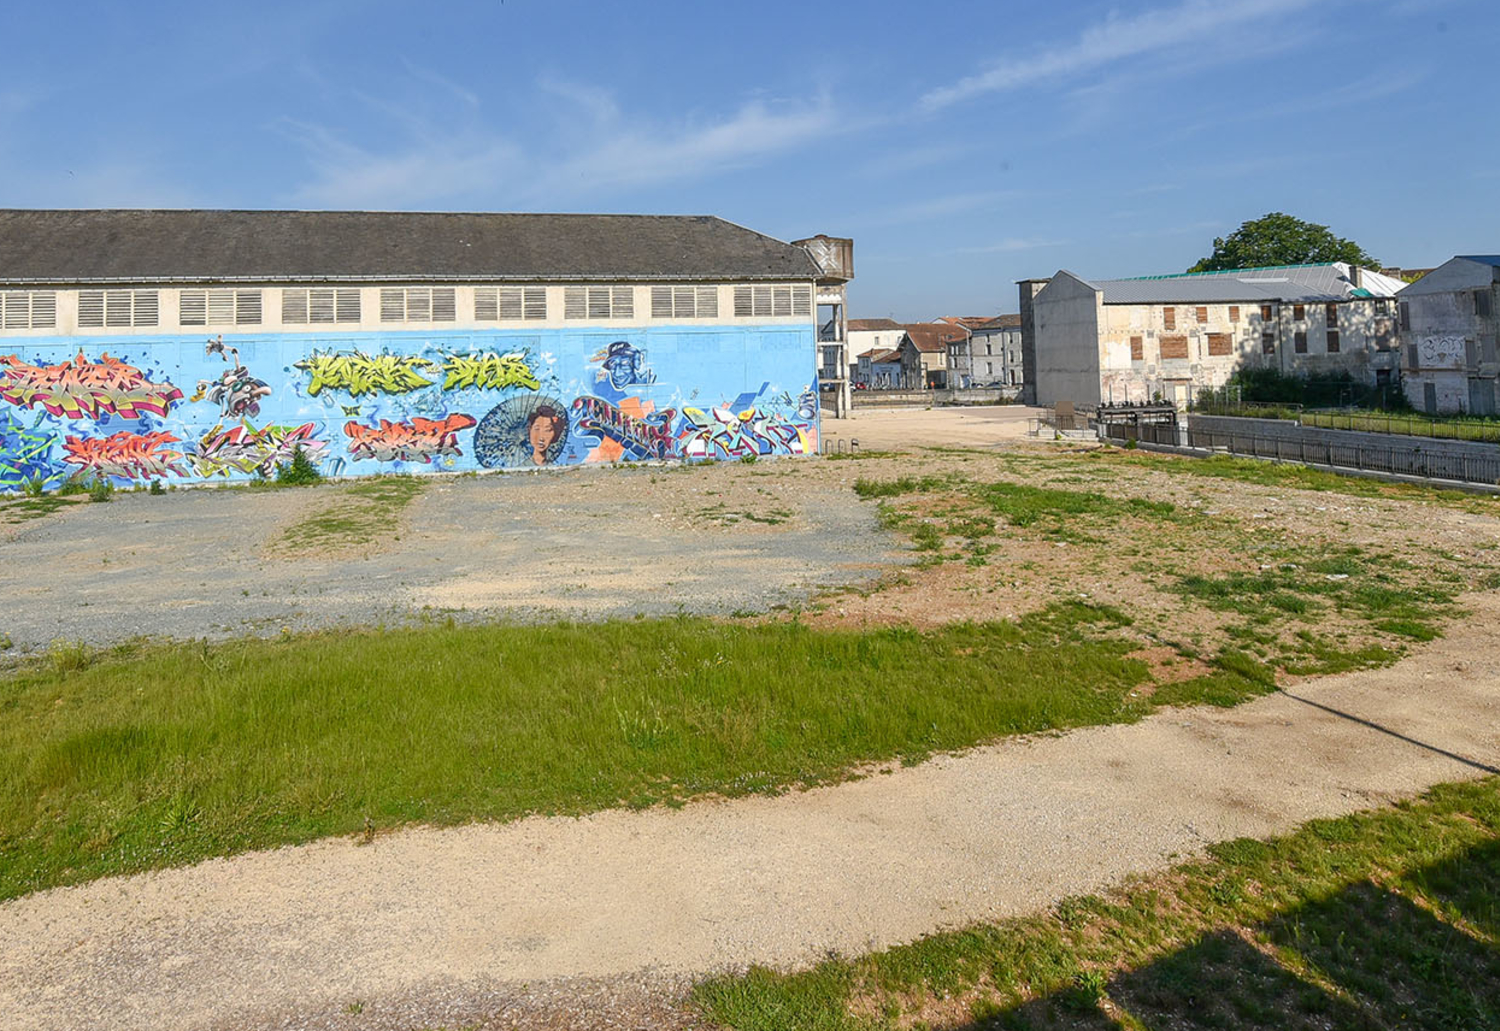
[1103,421,1500,486]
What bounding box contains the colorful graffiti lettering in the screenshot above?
[678,406,816,460]
[295,351,436,397]
[0,352,183,421]
[591,341,655,391]
[191,337,272,418]
[0,412,65,491]
[441,352,540,392]
[63,431,188,480]
[188,422,326,477]
[344,413,477,463]
[572,396,679,462]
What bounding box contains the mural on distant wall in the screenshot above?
[0,325,817,490]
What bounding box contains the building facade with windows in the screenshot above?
[942,314,1023,392]
[1395,255,1500,415]
[1028,263,1403,408]
[0,210,828,490]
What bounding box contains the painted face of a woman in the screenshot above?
[527,409,562,464]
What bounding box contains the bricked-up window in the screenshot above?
[1260,304,1274,321]
[1163,307,1176,331]
[1229,306,1240,323]
[1130,335,1144,361]
[1294,304,1306,321]
[1326,303,1339,327]
[1400,301,1411,330]
[1195,306,1208,324]
[1262,331,1276,355]
[1207,333,1232,356]
[1295,330,1308,354]
[1327,330,1340,353]
[1159,334,1189,360]
[1477,290,1493,317]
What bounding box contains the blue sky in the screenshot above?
[1,0,1495,320]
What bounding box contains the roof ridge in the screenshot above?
[1114,261,1349,282]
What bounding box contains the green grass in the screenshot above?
[1303,409,1500,442]
[694,777,1500,1030]
[278,476,425,551]
[0,601,1288,901]
[0,495,76,524]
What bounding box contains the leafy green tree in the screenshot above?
[1189,213,1378,273]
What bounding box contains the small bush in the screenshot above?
[149,479,166,496]
[275,447,323,487]
[22,476,46,498]
[57,478,88,497]
[87,477,114,503]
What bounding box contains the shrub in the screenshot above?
[87,477,114,503]
[148,479,165,496]
[22,476,47,498]
[275,446,323,487]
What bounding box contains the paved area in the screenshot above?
[3,593,1496,1031]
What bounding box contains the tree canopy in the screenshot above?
[1188,213,1378,273]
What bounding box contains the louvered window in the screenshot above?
[1,291,57,330]
[283,288,360,325]
[379,287,455,323]
[732,284,813,318]
[180,289,262,326]
[79,289,157,328]
[650,285,718,319]
[476,286,548,321]
[564,285,632,320]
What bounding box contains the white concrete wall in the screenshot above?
[1398,259,1500,413]
[1032,273,1102,407]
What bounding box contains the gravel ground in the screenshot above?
[3,595,1497,1031]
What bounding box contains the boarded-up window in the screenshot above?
[1326,330,1340,353]
[1476,290,1493,317]
[1399,301,1411,330]
[1163,307,1176,330]
[1195,306,1208,324]
[1159,334,1189,360]
[1229,305,1240,323]
[1295,330,1308,354]
[1293,304,1306,321]
[1260,304,1274,321]
[1262,331,1276,355]
[1207,333,1232,356]
[1326,303,1339,327]
[1129,335,1143,361]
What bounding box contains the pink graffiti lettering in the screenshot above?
[343,413,477,463]
[190,422,325,477]
[572,396,678,461]
[0,352,183,421]
[63,431,188,480]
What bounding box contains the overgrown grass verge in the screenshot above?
[277,475,425,552]
[694,777,1500,1030]
[0,602,1281,901]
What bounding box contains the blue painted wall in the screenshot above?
[0,326,820,490]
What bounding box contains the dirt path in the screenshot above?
[3,595,1497,1031]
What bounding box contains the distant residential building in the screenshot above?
[900,323,964,389]
[847,317,908,383]
[1396,255,1499,415]
[1028,263,1403,408]
[968,315,1024,390]
[856,347,904,389]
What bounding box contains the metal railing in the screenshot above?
[1103,421,1500,486]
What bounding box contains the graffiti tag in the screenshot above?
[0,412,65,491]
[295,351,437,397]
[441,352,540,392]
[344,413,477,464]
[0,352,183,421]
[188,422,326,477]
[572,396,679,461]
[63,431,188,480]
[678,406,816,460]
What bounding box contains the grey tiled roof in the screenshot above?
[1089,263,1401,304]
[0,209,821,284]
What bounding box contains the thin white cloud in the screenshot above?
[921,0,1318,110]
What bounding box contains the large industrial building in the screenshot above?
[0,210,841,490]
[1028,263,1404,408]
[1395,255,1499,415]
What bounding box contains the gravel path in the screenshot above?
[4,593,1497,1031]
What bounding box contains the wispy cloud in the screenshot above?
[920,0,1317,111]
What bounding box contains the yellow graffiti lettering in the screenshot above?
[441,352,540,392]
[295,352,435,397]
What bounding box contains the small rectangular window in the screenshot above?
[1294,304,1306,321]
[1129,335,1143,361]
[380,288,405,322]
[282,289,309,325]
[475,287,498,321]
[1295,330,1308,353]
[208,290,236,326]
[180,291,208,326]
[1260,304,1273,321]
[792,284,812,316]
[564,286,587,319]
[498,287,525,321]
[1163,307,1176,331]
[431,288,456,322]
[1159,335,1189,360]
[1195,306,1208,324]
[1229,305,1240,323]
[309,289,336,324]
[335,288,360,323]
[1326,303,1339,327]
[236,290,262,325]
[1207,333,1232,356]
[1477,290,1493,317]
[522,287,546,320]
[733,286,752,317]
[1262,331,1275,355]
[1399,300,1411,331]
[105,290,133,327]
[1326,330,1340,352]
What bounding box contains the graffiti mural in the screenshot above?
[296,351,436,397]
[0,324,816,490]
[192,337,272,418]
[63,431,188,480]
[345,413,477,464]
[188,422,326,477]
[0,352,183,420]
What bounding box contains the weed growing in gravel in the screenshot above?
[278,476,424,552]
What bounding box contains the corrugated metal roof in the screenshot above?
[1458,255,1500,267]
[1088,263,1401,304]
[0,209,821,285]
